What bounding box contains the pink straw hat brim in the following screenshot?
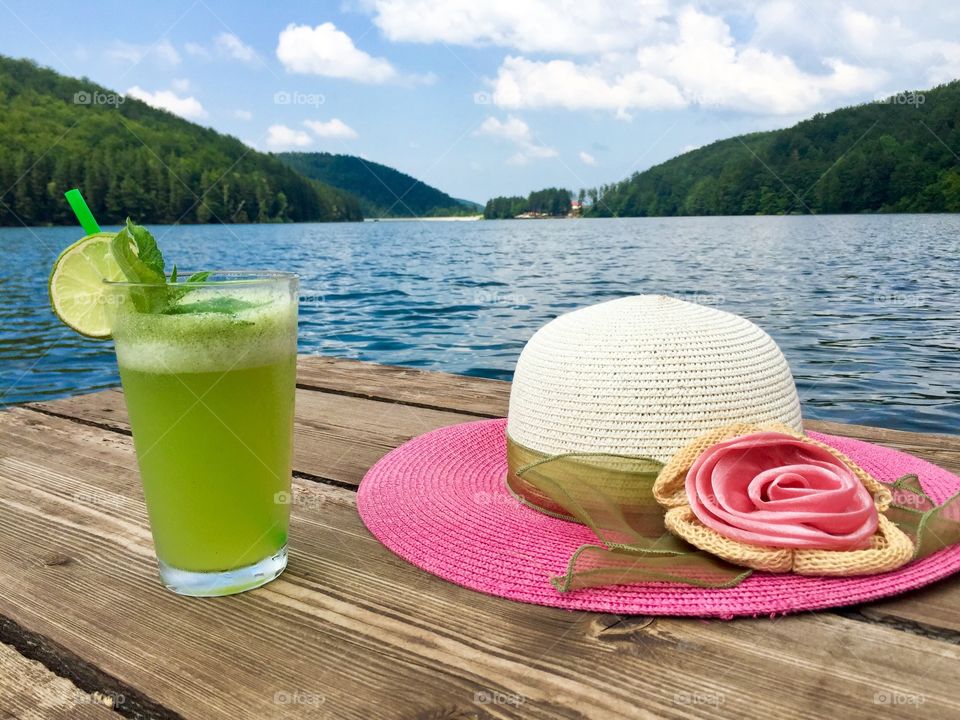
[357,419,960,618]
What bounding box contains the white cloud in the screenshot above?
[186,33,259,63]
[265,124,313,149]
[304,118,358,139]
[171,78,192,93]
[276,22,397,83]
[364,1,960,117]
[153,40,182,65]
[215,32,257,62]
[578,151,597,166]
[234,109,253,121]
[633,8,883,114]
[489,9,883,117]
[126,86,207,120]
[476,115,529,143]
[107,39,180,66]
[492,56,685,118]
[835,7,960,86]
[371,0,669,54]
[742,2,960,104]
[184,42,210,59]
[476,115,557,165]
[484,8,886,116]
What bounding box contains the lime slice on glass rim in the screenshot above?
[48,232,126,338]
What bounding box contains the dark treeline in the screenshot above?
[484,187,572,218]
[582,82,960,217]
[0,56,362,226]
[278,152,475,218]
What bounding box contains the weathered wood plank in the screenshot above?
[805,419,960,475]
[297,358,960,469]
[29,358,960,479]
[23,358,960,639]
[859,581,960,634]
[0,407,958,719]
[27,386,480,487]
[296,355,511,417]
[0,641,120,719]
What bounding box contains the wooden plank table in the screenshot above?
[2,356,959,719]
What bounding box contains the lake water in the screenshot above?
[2,216,958,434]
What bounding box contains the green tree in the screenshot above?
[0,55,363,225]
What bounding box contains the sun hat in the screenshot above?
[357,295,960,617]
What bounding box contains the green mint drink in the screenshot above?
[120,362,294,571]
[107,273,298,596]
[50,206,299,597]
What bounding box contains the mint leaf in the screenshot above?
[167,270,212,307]
[111,230,165,285]
[163,297,261,316]
[111,227,167,313]
[124,218,165,277]
[110,219,212,315]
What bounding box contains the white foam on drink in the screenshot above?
[112,286,297,375]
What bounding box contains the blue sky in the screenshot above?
[2,1,958,203]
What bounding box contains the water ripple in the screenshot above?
[2,216,958,434]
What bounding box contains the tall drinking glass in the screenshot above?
[105,272,298,596]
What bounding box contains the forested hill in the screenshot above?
[0,56,362,225]
[277,152,475,218]
[585,82,960,217]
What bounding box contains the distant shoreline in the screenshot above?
[9,211,960,230]
[364,215,483,222]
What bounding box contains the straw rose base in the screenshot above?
[664,507,915,575]
[653,423,918,576]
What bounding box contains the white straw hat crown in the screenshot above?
[506,295,803,463]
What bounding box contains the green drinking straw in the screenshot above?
[64,188,101,234]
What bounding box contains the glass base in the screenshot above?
[158,545,288,597]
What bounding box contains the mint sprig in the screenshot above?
[111,219,165,286]
[110,219,211,313]
[123,218,165,277]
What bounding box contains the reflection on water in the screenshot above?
[2,215,958,434]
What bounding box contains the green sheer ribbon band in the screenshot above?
[885,475,960,560]
[507,438,960,594]
[506,436,753,592]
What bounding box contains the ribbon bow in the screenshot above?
[507,436,960,592]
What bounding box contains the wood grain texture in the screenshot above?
[29,357,960,479]
[27,384,481,487]
[296,355,511,418]
[858,581,960,634]
[21,360,960,636]
[805,419,960,476]
[7,358,960,719]
[0,641,120,719]
[0,407,958,719]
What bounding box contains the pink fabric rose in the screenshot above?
[685,431,879,550]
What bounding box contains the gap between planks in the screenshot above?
[15,385,960,646]
[0,615,182,720]
[19,359,960,639]
[2,411,959,719]
[8,357,960,708]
